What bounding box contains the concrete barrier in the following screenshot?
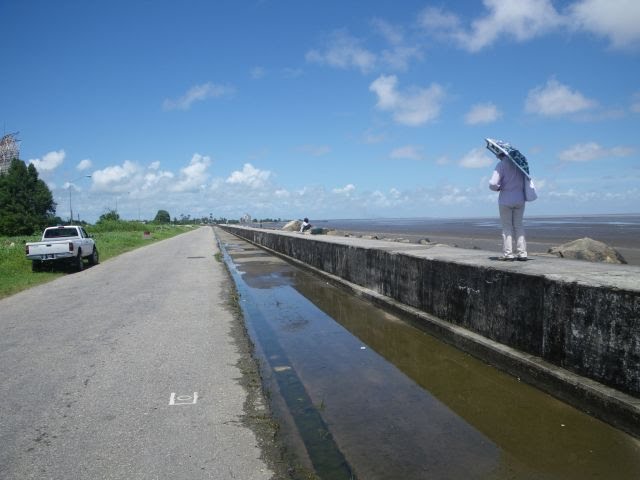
[218,225,640,436]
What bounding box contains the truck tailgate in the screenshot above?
[27,241,73,259]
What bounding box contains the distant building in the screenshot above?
[0,133,20,174]
[240,213,252,224]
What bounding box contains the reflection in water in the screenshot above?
[218,231,640,480]
[292,269,640,478]
[238,286,354,480]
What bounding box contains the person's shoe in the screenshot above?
[497,256,515,261]
[516,256,528,261]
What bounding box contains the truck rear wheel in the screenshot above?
[32,261,42,272]
[75,251,84,272]
[89,248,99,266]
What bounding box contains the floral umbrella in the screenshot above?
[485,138,531,179]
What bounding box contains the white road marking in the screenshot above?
[169,392,198,405]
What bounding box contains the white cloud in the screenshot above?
[535,178,547,191]
[418,0,640,52]
[568,0,640,49]
[226,163,271,188]
[306,27,421,74]
[142,169,174,191]
[631,92,640,113]
[77,159,92,171]
[464,102,502,124]
[306,30,377,74]
[380,46,423,72]
[91,159,175,195]
[369,190,388,207]
[282,67,303,79]
[251,66,266,79]
[92,160,140,191]
[574,108,626,122]
[418,6,463,35]
[544,187,640,205]
[332,184,355,195]
[163,82,235,111]
[370,19,423,71]
[62,177,92,191]
[77,155,217,220]
[362,129,386,144]
[390,145,425,161]
[77,160,639,222]
[525,78,596,116]
[558,142,635,162]
[459,148,495,168]
[170,153,211,192]
[439,186,470,205]
[419,0,563,52]
[370,75,445,126]
[297,144,331,156]
[29,149,65,172]
[371,18,404,45]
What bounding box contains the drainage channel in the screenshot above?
[216,229,640,480]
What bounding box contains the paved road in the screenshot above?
[0,227,274,479]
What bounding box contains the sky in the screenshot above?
[1,0,639,223]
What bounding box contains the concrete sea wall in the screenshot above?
[218,225,640,435]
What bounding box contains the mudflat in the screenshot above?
[319,215,640,266]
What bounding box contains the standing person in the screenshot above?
[489,153,527,261]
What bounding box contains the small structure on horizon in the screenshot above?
[0,132,20,174]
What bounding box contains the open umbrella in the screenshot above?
[485,138,531,179]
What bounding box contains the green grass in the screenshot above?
[0,233,62,298]
[0,224,195,300]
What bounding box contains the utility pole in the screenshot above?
[68,175,92,224]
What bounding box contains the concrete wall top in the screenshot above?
[228,226,640,292]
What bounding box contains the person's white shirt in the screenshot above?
[489,156,526,206]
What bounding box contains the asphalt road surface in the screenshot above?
[0,227,274,479]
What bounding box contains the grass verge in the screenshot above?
[0,224,194,300]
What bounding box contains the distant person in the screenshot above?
[300,218,312,233]
[489,153,527,261]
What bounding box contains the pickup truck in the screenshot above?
[26,225,99,272]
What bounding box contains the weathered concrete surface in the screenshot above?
[219,225,640,437]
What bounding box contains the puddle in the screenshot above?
[216,230,640,480]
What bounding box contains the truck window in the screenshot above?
[44,228,78,238]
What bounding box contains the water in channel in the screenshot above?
[215,229,640,480]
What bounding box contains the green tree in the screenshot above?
[153,209,171,223]
[97,209,120,223]
[0,159,56,235]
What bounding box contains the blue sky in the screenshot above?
[1,0,639,222]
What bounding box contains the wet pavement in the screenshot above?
[215,228,640,480]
